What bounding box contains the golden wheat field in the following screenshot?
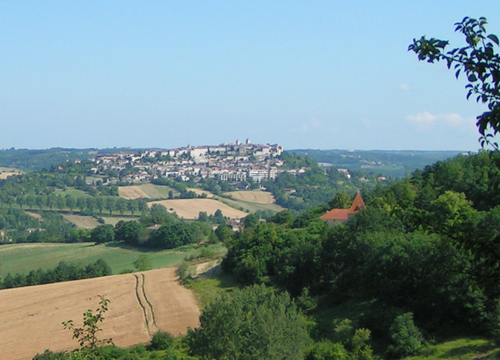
[118,186,151,200]
[0,268,200,360]
[226,190,276,204]
[148,199,248,219]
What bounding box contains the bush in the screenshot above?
[186,284,309,360]
[148,331,174,351]
[387,313,423,358]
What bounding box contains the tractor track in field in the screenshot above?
[133,273,157,337]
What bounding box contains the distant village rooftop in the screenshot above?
[320,193,365,225]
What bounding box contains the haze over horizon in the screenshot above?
[2,1,500,151]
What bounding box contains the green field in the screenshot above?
[0,242,226,276]
[405,337,499,359]
[54,188,91,198]
[139,183,177,198]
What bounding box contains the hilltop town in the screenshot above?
[89,139,306,184]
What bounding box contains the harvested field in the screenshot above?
[227,190,276,204]
[0,171,19,179]
[148,199,247,219]
[25,211,43,220]
[62,214,100,229]
[0,268,200,360]
[118,186,151,200]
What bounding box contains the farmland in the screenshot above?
[226,190,275,204]
[62,214,101,229]
[0,242,226,277]
[148,198,248,219]
[118,184,176,200]
[118,185,151,200]
[0,267,200,360]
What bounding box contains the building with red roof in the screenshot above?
[320,193,365,225]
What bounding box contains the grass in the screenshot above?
[54,188,91,198]
[139,183,177,199]
[185,271,240,309]
[0,242,224,276]
[405,337,500,359]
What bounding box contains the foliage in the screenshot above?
[186,284,309,360]
[148,330,175,351]
[409,17,500,148]
[133,254,152,271]
[1,259,111,289]
[62,296,113,357]
[90,224,115,244]
[387,313,423,358]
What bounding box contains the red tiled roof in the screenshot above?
[320,209,350,221]
[320,193,365,221]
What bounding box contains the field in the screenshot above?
[0,242,226,277]
[54,188,91,198]
[218,196,284,213]
[118,184,176,200]
[148,199,248,219]
[0,267,200,360]
[0,167,21,179]
[226,190,275,204]
[187,188,214,198]
[62,214,101,229]
[118,185,151,200]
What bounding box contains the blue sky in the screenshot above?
[1,1,499,151]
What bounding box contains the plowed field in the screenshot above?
[0,268,200,360]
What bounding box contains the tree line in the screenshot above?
[1,259,111,290]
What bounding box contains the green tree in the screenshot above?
[329,191,352,209]
[115,220,142,246]
[105,197,116,215]
[409,17,500,148]
[133,254,152,271]
[116,198,127,215]
[65,195,76,213]
[90,224,115,244]
[243,213,258,228]
[388,313,423,358]
[186,284,309,360]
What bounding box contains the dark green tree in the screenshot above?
[90,224,115,244]
[187,284,309,360]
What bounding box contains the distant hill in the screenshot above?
[290,149,465,178]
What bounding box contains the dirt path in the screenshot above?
[0,268,200,360]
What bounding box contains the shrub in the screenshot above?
[148,331,174,351]
[388,313,423,358]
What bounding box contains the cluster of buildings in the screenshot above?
[90,140,305,183]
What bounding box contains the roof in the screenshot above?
[320,193,365,222]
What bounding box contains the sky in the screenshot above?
[1,1,500,151]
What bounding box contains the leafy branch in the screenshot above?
[409,17,500,149]
[62,296,113,358]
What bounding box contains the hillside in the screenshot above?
[290,149,462,178]
[0,267,200,360]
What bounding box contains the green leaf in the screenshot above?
[488,34,499,45]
